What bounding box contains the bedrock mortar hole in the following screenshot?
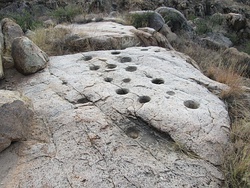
[62,81,67,85]
[111,51,121,55]
[83,55,92,61]
[125,127,140,139]
[120,57,132,63]
[106,64,117,69]
[125,66,137,72]
[138,96,151,103]
[152,78,164,84]
[141,48,148,51]
[122,78,131,83]
[104,77,113,82]
[89,65,100,70]
[166,91,175,96]
[77,98,90,104]
[116,88,129,95]
[184,100,200,109]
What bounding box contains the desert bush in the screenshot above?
[174,38,250,188]
[206,65,244,101]
[194,18,212,35]
[210,13,224,27]
[51,4,83,23]
[187,14,196,21]
[194,14,226,35]
[127,11,153,28]
[223,103,250,188]
[73,14,90,24]
[226,32,241,45]
[243,40,250,55]
[29,27,70,56]
[2,10,42,31]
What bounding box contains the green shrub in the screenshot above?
[195,19,211,35]
[51,4,83,23]
[127,12,153,28]
[223,105,250,188]
[2,10,42,31]
[243,40,250,55]
[210,13,224,26]
[226,32,240,45]
[187,14,196,21]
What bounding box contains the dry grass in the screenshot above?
[173,39,245,97]
[29,27,70,56]
[206,65,244,101]
[172,38,222,71]
[223,114,250,188]
[174,38,250,187]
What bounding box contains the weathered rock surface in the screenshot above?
[0,90,34,152]
[131,27,173,50]
[1,18,24,55]
[227,13,247,31]
[201,32,233,50]
[11,36,49,75]
[58,22,141,53]
[0,46,230,187]
[159,23,178,43]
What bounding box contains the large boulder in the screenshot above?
[201,32,233,50]
[1,18,24,55]
[57,22,141,53]
[131,27,174,50]
[0,46,229,187]
[155,6,193,32]
[226,13,247,31]
[128,10,165,31]
[11,36,49,75]
[158,23,177,43]
[0,90,34,152]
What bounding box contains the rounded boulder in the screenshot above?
[11,36,49,75]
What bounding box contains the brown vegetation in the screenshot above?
[28,27,70,56]
[174,38,250,187]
